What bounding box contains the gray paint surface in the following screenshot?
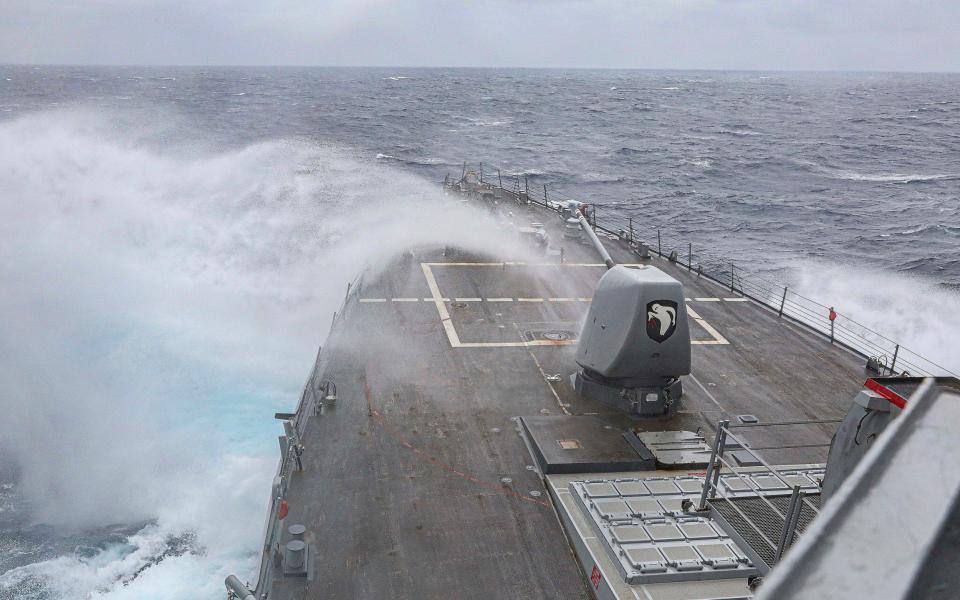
[265,199,866,599]
[757,381,960,599]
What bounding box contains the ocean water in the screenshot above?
[0,66,958,599]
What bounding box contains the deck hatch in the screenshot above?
[563,469,826,585]
[613,480,649,496]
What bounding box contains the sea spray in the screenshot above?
[0,108,528,599]
[791,262,960,374]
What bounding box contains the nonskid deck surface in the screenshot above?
[267,201,865,600]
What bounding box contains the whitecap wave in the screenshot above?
[718,128,761,137]
[830,170,960,183]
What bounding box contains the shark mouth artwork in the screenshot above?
[646,300,678,343]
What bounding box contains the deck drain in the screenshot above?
[542,331,571,341]
[529,490,542,498]
[525,464,535,471]
[500,477,513,485]
[490,427,501,433]
[450,301,467,309]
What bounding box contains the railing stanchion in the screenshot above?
[710,420,729,494]
[829,306,836,344]
[698,420,729,511]
[439,163,951,378]
[784,485,804,551]
[774,485,802,561]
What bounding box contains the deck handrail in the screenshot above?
[232,269,367,599]
[454,164,955,378]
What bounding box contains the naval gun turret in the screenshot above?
[575,265,691,416]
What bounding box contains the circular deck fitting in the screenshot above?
[525,464,535,471]
[288,524,306,539]
[450,301,467,309]
[490,427,501,433]
[529,490,542,498]
[542,330,571,341]
[500,477,513,485]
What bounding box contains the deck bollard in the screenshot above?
[285,540,306,570]
[288,524,306,541]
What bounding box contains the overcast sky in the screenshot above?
[2,0,959,72]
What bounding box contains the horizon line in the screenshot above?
[2,62,959,76]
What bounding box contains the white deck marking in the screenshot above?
[421,263,463,347]
[687,305,729,345]
[418,262,730,348]
[420,263,579,348]
[391,298,420,302]
[723,297,749,302]
[359,298,387,303]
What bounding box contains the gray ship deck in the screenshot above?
[265,198,866,600]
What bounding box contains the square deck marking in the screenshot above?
[421,262,729,348]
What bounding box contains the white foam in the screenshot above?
[829,170,960,183]
[0,107,530,599]
[791,262,960,374]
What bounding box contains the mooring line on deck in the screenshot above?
[364,378,551,508]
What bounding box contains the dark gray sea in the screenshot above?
[0,66,958,599]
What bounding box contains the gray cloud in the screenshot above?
[1,0,958,71]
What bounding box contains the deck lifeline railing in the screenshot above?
[232,270,366,599]
[458,165,955,378]
[696,419,821,568]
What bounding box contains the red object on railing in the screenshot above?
[829,308,837,322]
[277,499,289,520]
[864,378,907,409]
